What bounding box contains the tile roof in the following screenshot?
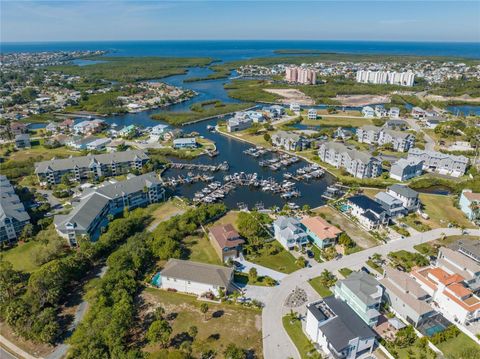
[209,224,245,249]
[300,216,342,240]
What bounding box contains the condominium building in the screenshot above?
[390,158,424,181]
[35,150,149,186]
[407,148,469,177]
[54,173,165,245]
[356,125,415,152]
[285,66,317,85]
[271,131,308,151]
[436,247,480,292]
[334,271,383,327]
[356,70,415,86]
[318,142,382,179]
[0,175,30,243]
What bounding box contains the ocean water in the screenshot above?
[2,40,480,60]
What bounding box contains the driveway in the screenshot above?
[404,117,435,151]
[261,228,480,359]
[237,256,288,282]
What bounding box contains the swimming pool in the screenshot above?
[425,324,446,336]
[151,272,162,287]
[339,204,350,212]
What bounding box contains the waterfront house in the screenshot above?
[411,107,428,119]
[14,134,31,149]
[173,137,197,149]
[208,224,245,262]
[271,131,308,151]
[263,105,285,119]
[388,107,400,119]
[67,136,99,150]
[227,113,253,132]
[73,119,105,135]
[0,175,30,244]
[380,267,435,327]
[407,148,468,177]
[58,118,74,132]
[300,216,342,249]
[305,297,377,359]
[150,124,169,136]
[386,184,420,212]
[157,259,234,296]
[374,191,407,218]
[290,103,301,113]
[46,122,59,133]
[318,142,382,179]
[459,189,480,224]
[119,124,138,137]
[246,110,265,123]
[374,105,387,118]
[10,122,27,135]
[334,271,383,327]
[86,138,111,151]
[273,216,309,250]
[390,158,424,181]
[54,172,165,244]
[361,106,375,118]
[308,108,318,120]
[347,195,389,230]
[35,150,149,186]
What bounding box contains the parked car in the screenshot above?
[306,250,314,258]
[233,260,244,270]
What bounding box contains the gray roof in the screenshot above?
[35,150,148,173]
[161,259,233,288]
[322,142,378,164]
[375,191,403,206]
[339,271,381,306]
[360,125,382,133]
[0,176,30,224]
[408,148,469,164]
[54,172,161,232]
[449,240,480,263]
[391,158,423,170]
[15,134,30,141]
[388,184,419,199]
[309,297,376,353]
[384,129,413,139]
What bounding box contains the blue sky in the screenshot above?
[1,1,479,42]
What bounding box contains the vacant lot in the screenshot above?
[264,88,315,105]
[2,241,43,272]
[4,144,79,162]
[142,288,263,358]
[436,331,480,358]
[183,235,222,265]
[148,198,188,230]
[419,194,474,229]
[334,94,390,106]
[207,210,240,231]
[301,116,373,128]
[247,240,299,274]
[314,206,377,249]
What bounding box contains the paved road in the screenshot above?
[404,117,435,151]
[261,228,480,359]
[0,347,18,359]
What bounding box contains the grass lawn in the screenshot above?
[339,268,353,278]
[361,188,382,199]
[207,210,240,231]
[414,242,439,257]
[149,198,188,228]
[436,332,480,358]
[388,250,429,272]
[302,116,373,128]
[142,288,263,358]
[387,339,436,359]
[183,235,222,265]
[247,241,299,274]
[4,144,79,162]
[233,272,275,287]
[308,277,333,297]
[282,316,320,359]
[419,194,475,229]
[366,259,384,274]
[314,206,377,249]
[1,241,43,272]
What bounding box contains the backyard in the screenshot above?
[183,235,222,265]
[436,331,480,358]
[142,288,263,358]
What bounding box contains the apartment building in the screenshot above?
[407,148,469,177]
[54,172,165,245]
[271,131,308,151]
[380,267,435,327]
[356,70,415,86]
[390,158,424,181]
[285,66,316,85]
[356,125,415,152]
[0,175,30,243]
[318,142,382,179]
[334,271,383,327]
[35,150,149,186]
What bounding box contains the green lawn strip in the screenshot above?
[388,250,429,272]
[366,259,384,274]
[233,272,276,287]
[1,241,42,272]
[308,277,333,298]
[282,316,320,359]
[436,332,480,358]
[246,241,298,274]
[151,101,255,125]
[339,268,353,278]
[385,339,437,359]
[413,242,438,257]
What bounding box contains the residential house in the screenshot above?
[374,191,407,218]
[263,105,285,119]
[411,107,429,119]
[46,122,59,133]
[73,119,105,135]
[35,150,149,185]
[459,189,480,224]
[411,266,480,325]
[407,148,469,177]
[301,216,342,249]
[374,105,387,118]
[449,239,480,264]
[386,184,420,212]
[150,124,169,136]
[173,138,197,149]
[318,142,382,179]
[334,271,383,327]
[290,103,301,113]
[66,136,99,150]
[54,172,165,244]
[119,124,138,137]
[385,119,408,130]
[58,118,74,132]
[362,106,375,118]
[273,216,309,250]
[380,267,435,326]
[14,134,31,149]
[208,224,245,262]
[423,116,448,129]
[390,158,424,181]
[347,195,389,230]
[271,131,308,151]
[308,108,318,120]
[156,259,234,296]
[437,247,480,293]
[245,110,265,123]
[0,175,30,243]
[227,113,253,132]
[305,297,377,359]
[10,122,27,135]
[86,138,111,151]
[105,139,125,153]
[388,107,400,119]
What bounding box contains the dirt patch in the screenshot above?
[333,94,391,106]
[264,88,315,105]
[422,94,480,103]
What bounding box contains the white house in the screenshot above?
[388,107,400,119]
[273,216,309,250]
[157,259,234,296]
[308,108,318,120]
[290,103,301,113]
[86,138,111,151]
[361,106,375,118]
[151,124,169,136]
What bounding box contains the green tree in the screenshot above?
[248,267,258,283]
[224,343,246,359]
[338,233,355,248]
[319,269,336,288]
[200,303,209,320]
[146,319,172,347]
[188,325,198,340]
[19,223,34,242]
